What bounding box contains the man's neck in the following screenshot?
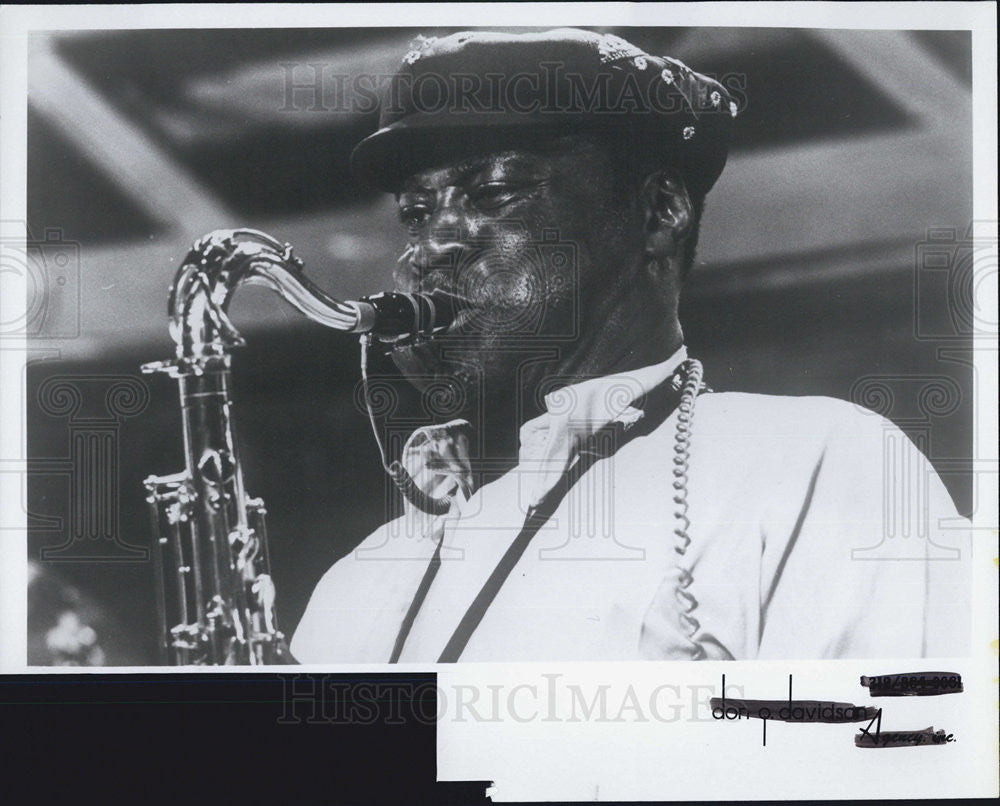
[472,334,686,476]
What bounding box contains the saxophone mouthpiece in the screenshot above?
[351,290,456,341]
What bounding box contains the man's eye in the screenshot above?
[471,183,518,210]
[399,205,430,228]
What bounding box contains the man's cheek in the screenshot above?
[456,254,541,322]
[467,286,544,336]
[392,264,419,293]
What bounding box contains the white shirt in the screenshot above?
[291,350,972,662]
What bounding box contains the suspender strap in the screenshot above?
[436,448,597,663]
[389,540,443,664]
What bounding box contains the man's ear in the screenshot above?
[641,170,693,261]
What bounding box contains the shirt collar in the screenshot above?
[516,345,688,508]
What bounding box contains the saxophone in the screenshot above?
[142,229,454,665]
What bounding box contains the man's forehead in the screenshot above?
[397,137,602,193]
[398,150,541,193]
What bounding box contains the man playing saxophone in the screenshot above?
[291,29,972,663]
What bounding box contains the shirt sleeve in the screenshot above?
[757,401,972,659]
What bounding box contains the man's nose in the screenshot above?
[396,238,464,294]
[412,192,468,288]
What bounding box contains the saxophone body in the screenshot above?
[142,229,365,665]
[143,228,456,665]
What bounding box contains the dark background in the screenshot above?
[1,673,489,804]
[24,27,975,666]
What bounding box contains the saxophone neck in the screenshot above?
[159,229,363,372]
